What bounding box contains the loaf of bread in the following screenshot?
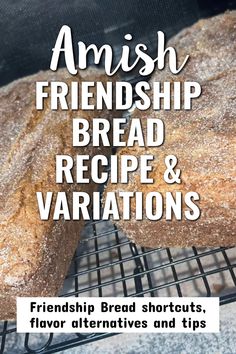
[156,10,236,83]
[105,12,236,248]
[0,68,115,320]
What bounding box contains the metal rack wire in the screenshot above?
[1,216,236,353]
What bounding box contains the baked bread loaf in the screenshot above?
[0,68,115,320]
[156,10,236,83]
[105,11,236,248]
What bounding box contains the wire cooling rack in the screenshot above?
[1,216,236,353]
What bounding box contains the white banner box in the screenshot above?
[17,297,219,333]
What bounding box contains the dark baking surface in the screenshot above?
[0,0,235,86]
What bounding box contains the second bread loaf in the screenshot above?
[104,12,236,248]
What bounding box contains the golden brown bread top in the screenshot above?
[108,73,236,246]
[154,10,236,83]
[0,68,113,289]
[116,71,236,208]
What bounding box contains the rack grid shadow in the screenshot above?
[1,217,236,354]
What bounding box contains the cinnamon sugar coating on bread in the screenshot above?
[0,68,115,320]
[105,11,236,248]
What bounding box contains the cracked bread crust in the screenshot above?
[0,68,114,320]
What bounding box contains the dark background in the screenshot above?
[0,0,235,86]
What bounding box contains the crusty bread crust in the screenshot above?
[105,11,236,248]
[0,68,114,320]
